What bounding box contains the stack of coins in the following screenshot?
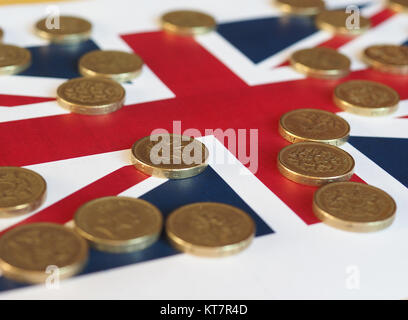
[160,10,216,35]
[131,134,209,179]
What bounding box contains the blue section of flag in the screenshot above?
[217,16,318,64]
[349,136,408,188]
[0,167,273,291]
[19,40,99,79]
[403,40,408,46]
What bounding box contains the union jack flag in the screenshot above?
[0,0,407,299]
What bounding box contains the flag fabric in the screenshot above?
[0,0,407,299]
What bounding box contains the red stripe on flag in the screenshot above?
[0,165,148,236]
[0,94,54,107]
[121,31,247,97]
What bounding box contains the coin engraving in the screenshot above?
[282,144,352,177]
[131,134,209,179]
[291,47,350,72]
[0,45,30,68]
[0,167,46,212]
[364,45,408,66]
[335,80,399,109]
[166,202,255,256]
[79,50,143,80]
[363,45,408,74]
[75,197,162,241]
[280,109,350,144]
[0,223,87,272]
[0,45,31,75]
[315,182,396,222]
[58,77,124,106]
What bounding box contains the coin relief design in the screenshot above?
[131,134,209,179]
[161,10,216,35]
[364,45,408,66]
[290,47,350,78]
[0,44,31,75]
[0,167,46,216]
[334,80,399,109]
[75,197,162,241]
[58,78,124,105]
[0,223,88,283]
[363,45,408,74]
[166,202,255,257]
[279,109,350,145]
[315,182,395,222]
[313,182,396,232]
[280,143,354,177]
[79,50,144,81]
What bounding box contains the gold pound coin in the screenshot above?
[313,182,396,232]
[160,10,216,35]
[166,202,255,257]
[79,50,144,82]
[279,109,350,146]
[56,77,125,115]
[74,196,163,253]
[363,45,408,75]
[277,142,355,186]
[315,10,371,36]
[290,47,351,79]
[388,0,408,12]
[0,167,46,217]
[34,16,92,43]
[334,80,399,116]
[0,44,31,76]
[275,0,325,16]
[131,134,209,179]
[0,223,88,284]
